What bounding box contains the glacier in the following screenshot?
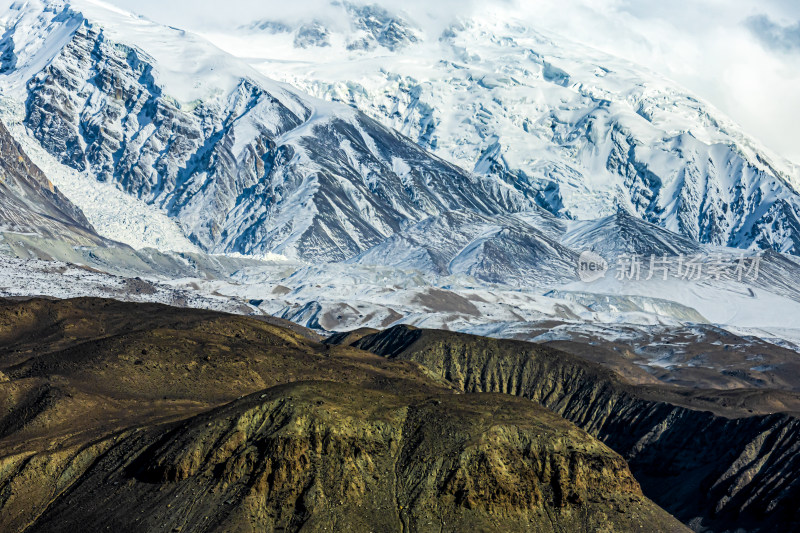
[0,0,530,262]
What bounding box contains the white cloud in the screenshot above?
[498,0,800,163]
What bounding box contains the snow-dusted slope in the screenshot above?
[562,212,704,258]
[0,115,103,244]
[0,0,526,262]
[350,209,578,287]
[0,252,260,314]
[231,7,800,256]
[0,97,202,252]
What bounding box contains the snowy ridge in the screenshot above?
[233,9,800,255]
[350,209,579,287]
[561,212,704,258]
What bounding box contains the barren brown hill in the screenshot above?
[0,298,686,533]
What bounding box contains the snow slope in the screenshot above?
[0,112,102,245]
[350,209,579,287]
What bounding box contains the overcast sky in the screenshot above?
[20,0,800,163]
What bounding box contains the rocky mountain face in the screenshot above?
[0,297,687,533]
[0,0,527,263]
[342,326,800,532]
[342,2,419,51]
[0,118,102,244]
[6,0,796,271]
[257,10,800,256]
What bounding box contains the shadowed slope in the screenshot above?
[0,119,103,245]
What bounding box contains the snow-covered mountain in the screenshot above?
[5,0,800,271]
[0,0,531,262]
[231,6,800,256]
[3,0,800,360]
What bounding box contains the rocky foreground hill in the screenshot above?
[334,326,800,532]
[0,298,687,533]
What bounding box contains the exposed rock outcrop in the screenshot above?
[6,383,686,533]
